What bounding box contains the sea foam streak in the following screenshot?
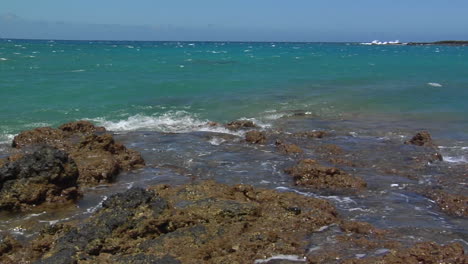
[90,111,245,136]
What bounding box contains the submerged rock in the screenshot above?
[405,131,435,147]
[342,242,467,264]
[294,131,328,139]
[0,145,80,210]
[11,121,144,185]
[225,120,257,130]
[17,181,338,263]
[285,159,366,190]
[245,130,267,144]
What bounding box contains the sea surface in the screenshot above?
[0,39,467,250]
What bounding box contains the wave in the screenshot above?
[89,111,246,136]
[443,156,467,163]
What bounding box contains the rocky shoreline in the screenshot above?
[0,120,467,263]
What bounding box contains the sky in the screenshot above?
[1,0,468,42]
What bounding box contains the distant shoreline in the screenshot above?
[407,40,468,46]
[1,37,468,45]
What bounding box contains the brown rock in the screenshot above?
[245,131,266,144]
[225,120,257,130]
[427,190,468,217]
[59,120,106,134]
[405,131,435,147]
[285,159,366,190]
[295,131,328,138]
[10,121,145,186]
[21,181,338,264]
[0,145,80,210]
[276,140,303,154]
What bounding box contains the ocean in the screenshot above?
[0,39,467,251]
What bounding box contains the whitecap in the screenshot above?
[427,82,443,87]
[254,255,306,263]
[70,69,86,72]
[0,58,7,61]
[443,156,467,163]
[208,137,226,146]
[89,111,245,136]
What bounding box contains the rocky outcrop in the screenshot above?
[0,145,80,210]
[18,181,338,264]
[225,120,257,130]
[405,131,435,147]
[426,190,468,217]
[285,159,366,190]
[275,140,303,154]
[245,131,266,144]
[11,121,144,185]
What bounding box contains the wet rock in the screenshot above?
[23,181,338,263]
[225,120,257,130]
[294,131,328,139]
[343,242,467,264]
[11,121,144,185]
[405,131,435,147]
[71,134,145,185]
[340,221,385,235]
[275,140,303,154]
[0,145,80,210]
[426,190,468,217]
[113,254,181,264]
[245,131,267,144]
[316,144,344,155]
[285,159,366,190]
[58,120,106,134]
[0,234,19,257]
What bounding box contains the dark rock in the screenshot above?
[0,145,79,210]
[405,131,435,147]
[0,234,19,257]
[245,131,266,144]
[11,121,145,186]
[18,181,338,263]
[34,248,77,264]
[225,120,257,130]
[102,187,154,209]
[285,159,367,190]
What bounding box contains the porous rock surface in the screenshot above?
[0,145,80,210]
[285,159,366,190]
[5,181,338,264]
[11,121,144,185]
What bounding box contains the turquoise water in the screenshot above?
[1,39,468,141]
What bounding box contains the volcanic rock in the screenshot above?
[0,145,80,210]
[225,120,257,130]
[245,131,266,144]
[285,159,366,190]
[11,121,144,185]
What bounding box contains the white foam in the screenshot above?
[427,82,443,87]
[208,137,226,146]
[443,156,467,163]
[254,255,306,263]
[70,69,85,72]
[0,134,15,144]
[0,58,7,61]
[90,111,245,136]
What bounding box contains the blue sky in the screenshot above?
[1,0,467,41]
